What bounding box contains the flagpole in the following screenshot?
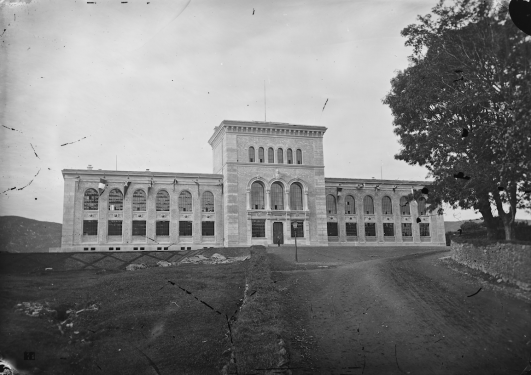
[264,80,266,122]
[116,155,117,171]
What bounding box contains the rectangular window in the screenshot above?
[83,220,98,235]
[108,220,122,236]
[402,223,412,237]
[365,222,376,237]
[346,222,357,236]
[179,221,193,236]
[252,220,265,238]
[156,221,170,236]
[132,221,147,236]
[202,221,215,236]
[419,223,430,236]
[327,222,338,236]
[290,221,304,237]
[383,223,394,236]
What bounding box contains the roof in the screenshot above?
[209,119,327,145]
[62,169,223,180]
[325,177,431,186]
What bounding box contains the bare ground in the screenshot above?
[269,246,531,375]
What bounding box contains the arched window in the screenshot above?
[202,191,214,212]
[296,149,302,164]
[156,190,170,211]
[268,147,274,163]
[251,182,265,210]
[258,147,264,163]
[400,197,410,215]
[418,197,427,216]
[277,148,284,164]
[84,188,99,210]
[382,196,392,215]
[132,189,146,211]
[287,148,293,164]
[290,183,303,210]
[363,196,374,215]
[326,194,337,214]
[249,147,255,162]
[179,191,193,212]
[345,195,355,214]
[108,189,123,211]
[271,182,284,210]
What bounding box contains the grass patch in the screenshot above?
[0,261,247,374]
[226,246,289,374]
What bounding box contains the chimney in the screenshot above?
[87,165,93,170]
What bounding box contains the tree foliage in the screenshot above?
[383,0,531,239]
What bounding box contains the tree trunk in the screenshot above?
[492,188,517,241]
[476,193,498,239]
[503,221,515,241]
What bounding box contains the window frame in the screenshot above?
[277,148,284,164]
[179,221,193,236]
[419,223,430,236]
[132,220,147,236]
[326,194,337,214]
[296,149,302,164]
[268,147,274,163]
[178,190,193,212]
[363,195,374,215]
[83,189,99,211]
[251,182,265,210]
[383,223,395,236]
[418,198,427,216]
[400,197,411,215]
[132,189,147,211]
[201,191,215,212]
[108,189,124,211]
[365,222,376,237]
[290,220,304,237]
[202,221,215,236]
[345,195,355,214]
[271,182,284,210]
[156,190,170,212]
[258,147,264,163]
[251,219,266,238]
[108,220,123,236]
[327,222,339,236]
[287,148,293,164]
[156,221,170,236]
[345,222,357,236]
[382,196,393,215]
[402,223,412,237]
[249,146,255,162]
[83,220,98,235]
[290,183,303,210]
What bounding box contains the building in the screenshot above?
[58,120,446,252]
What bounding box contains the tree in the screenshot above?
[383,0,531,240]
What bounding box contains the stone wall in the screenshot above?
[450,241,531,291]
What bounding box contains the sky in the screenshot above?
[1,0,529,224]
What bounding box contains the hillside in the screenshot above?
[0,216,62,253]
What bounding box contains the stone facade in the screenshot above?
[57,120,445,252]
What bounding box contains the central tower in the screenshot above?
[209,120,329,247]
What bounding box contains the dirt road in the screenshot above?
[269,246,531,375]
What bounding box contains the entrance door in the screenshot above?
[273,222,284,245]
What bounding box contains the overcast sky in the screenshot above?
[1,0,529,223]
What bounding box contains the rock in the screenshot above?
[126,263,147,271]
[279,347,287,356]
[156,261,172,267]
[211,253,227,260]
[45,268,53,271]
[497,279,502,283]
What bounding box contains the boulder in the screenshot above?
[156,261,172,267]
[126,263,147,271]
[211,253,227,260]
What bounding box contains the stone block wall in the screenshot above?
[450,241,531,290]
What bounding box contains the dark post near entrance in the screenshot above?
[292,222,298,262]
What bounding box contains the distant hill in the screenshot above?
[0,216,62,253]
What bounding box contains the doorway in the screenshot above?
[273,222,284,245]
